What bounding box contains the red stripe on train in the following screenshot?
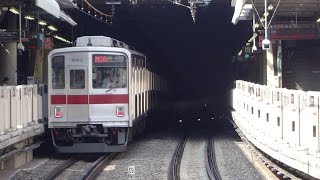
[51,95,66,104]
[51,94,128,104]
[89,95,129,104]
[68,95,88,104]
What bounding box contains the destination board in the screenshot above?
[270,22,319,40]
[92,55,126,67]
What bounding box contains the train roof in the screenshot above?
[49,36,145,58]
[76,36,136,51]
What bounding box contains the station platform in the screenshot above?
[231,80,320,179]
[0,123,44,169]
[0,84,47,170]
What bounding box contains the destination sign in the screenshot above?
[94,56,108,63]
[92,55,126,67]
[270,22,319,40]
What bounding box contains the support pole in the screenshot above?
[252,13,257,51]
[264,0,268,40]
[19,4,21,44]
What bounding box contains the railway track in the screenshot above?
[42,153,117,180]
[80,153,117,180]
[234,128,302,180]
[206,137,222,180]
[228,118,305,179]
[170,134,223,180]
[169,136,187,180]
[41,157,77,180]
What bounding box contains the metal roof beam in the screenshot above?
[232,0,253,25]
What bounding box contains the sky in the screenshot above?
[69,2,251,103]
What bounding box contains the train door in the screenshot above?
[66,65,89,121]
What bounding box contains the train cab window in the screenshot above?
[51,56,65,89]
[92,67,127,89]
[92,55,127,89]
[70,70,85,89]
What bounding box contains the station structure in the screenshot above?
[231,0,320,178]
[0,0,319,179]
[0,0,77,170]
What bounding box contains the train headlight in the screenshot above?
[54,106,63,118]
[179,119,183,123]
[197,118,200,121]
[116,106,125,117]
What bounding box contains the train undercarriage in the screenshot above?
[50,117,147,153]
[51,125,129,153]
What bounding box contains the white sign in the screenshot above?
[128,166,135,175]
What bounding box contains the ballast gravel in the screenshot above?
[97,132,179,180]
[10,159,66,180]
[180,136,209,180]
[214,136,265,180]
[9,132,266,180]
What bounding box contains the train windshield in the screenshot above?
[92,54,127,89]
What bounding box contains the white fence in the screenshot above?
[0,84,47,135]
[232,80,320,179]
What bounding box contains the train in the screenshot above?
[48,36,167,153]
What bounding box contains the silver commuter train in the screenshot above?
[48,36,166,153]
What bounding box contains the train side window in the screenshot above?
[52,56,65,89]
[70,70,85,89]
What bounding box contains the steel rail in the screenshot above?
[234,128,302,180]
[206,137,222,180]
[81,153,117,180]
[229,115,303,179]
[42,157,77,180]
[169,136,187,180]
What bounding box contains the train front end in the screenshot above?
[48,45,130,153]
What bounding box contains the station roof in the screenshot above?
[85,0,226,6]
[0,0,77,26]
[231,0,320,25]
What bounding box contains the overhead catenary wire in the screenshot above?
[250,0,265,29]
[56,0,112,25]
[84,0,112,17]
[267,0,281,28]
[250,0,281,29]
[167,0,191,9]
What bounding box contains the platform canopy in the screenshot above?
[231,0,320,25]
[35,0,60,18]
